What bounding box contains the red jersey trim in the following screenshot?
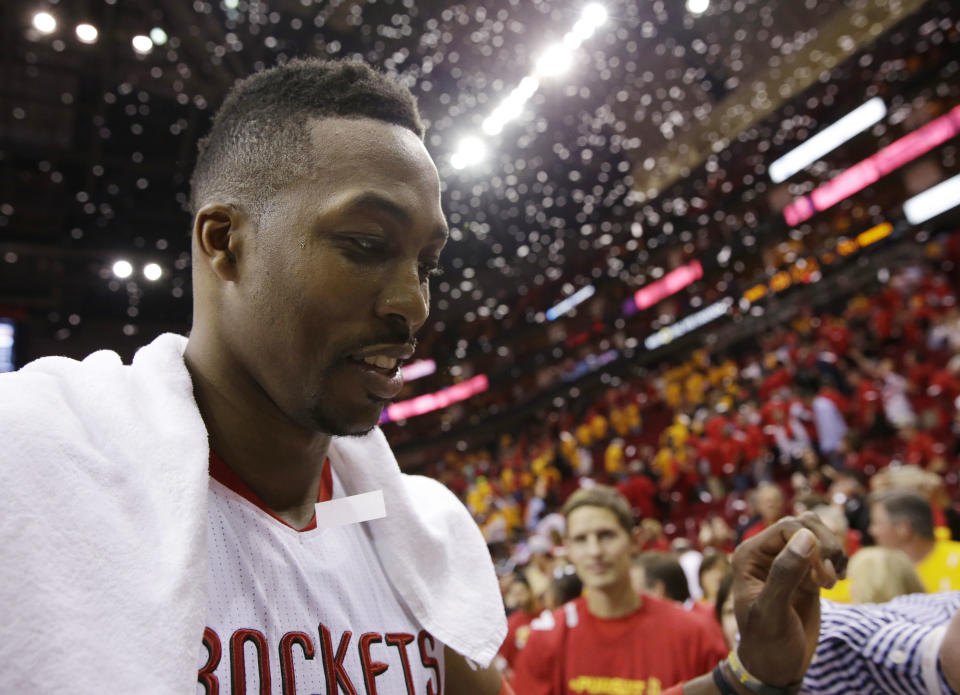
[208,450,333,532]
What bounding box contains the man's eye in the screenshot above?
[350,236,384,252]
[421,264,443,279]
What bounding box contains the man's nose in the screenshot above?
[375,262,429,334]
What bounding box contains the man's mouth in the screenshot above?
[343,345,414,401]
[353,355,400,372]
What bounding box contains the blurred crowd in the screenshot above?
[421,244,960,674]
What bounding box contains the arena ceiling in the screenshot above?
[0,1,957,396]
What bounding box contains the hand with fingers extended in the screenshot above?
[731,512,848,690]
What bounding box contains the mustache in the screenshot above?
[347,331,418,354]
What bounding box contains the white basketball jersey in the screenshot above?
[198,460,446,695]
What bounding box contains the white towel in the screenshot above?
[0,333,505,693]
[330,430,507,666]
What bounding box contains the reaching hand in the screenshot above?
[731,512,847,688]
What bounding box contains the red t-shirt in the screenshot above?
[511,596,727,695]
[499,609,537,669]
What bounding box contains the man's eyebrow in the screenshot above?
[337,191,449,242]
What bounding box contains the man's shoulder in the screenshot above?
[642,595,719,634]
[529,600,584,635]
[0,349,126,420]
[519,603,578,657]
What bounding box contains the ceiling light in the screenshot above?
[903,173,960,224]
[482,117,503,136]
[131,35,153,54]
[32,12,56,34]
[582,3,608,28]
[686,0,710,14]
[149,27,168,46]
[75,23,98,44]
[112,260,133,279]
[450,136,487,170]
[536,43,573,78]
[143,263,163,281]
[769,98,887,183]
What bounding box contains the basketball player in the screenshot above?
[1,58,845,694]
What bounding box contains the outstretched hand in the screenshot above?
[731,513,847,688]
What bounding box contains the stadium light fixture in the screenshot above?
[455,5,607,168]
[131,35,153,54]
[149,27,168,46]
[33,11,56,34]
[112,260,133,279]
[450,136,487,170]
[769,98,887,184]
[903,173,960,224]
[75,23,98,44]
[535,43,574,78]
[582,3,608,27]
[143,263,163,281]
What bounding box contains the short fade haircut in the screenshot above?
[189,58,425,221]
[871,489,935,540]
[562,485,634,533]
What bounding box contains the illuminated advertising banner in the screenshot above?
[644,300,729,351]
[380,374,489,423]
[783,104,960,226]
[623,260,703,316]
[400,359,437,382]
[546,284,596,321]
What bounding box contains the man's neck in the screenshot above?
[584,579,642,619]
[184,334,331,529]
[904,536,936,564]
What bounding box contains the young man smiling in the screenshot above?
[2,59,846,695]
[512,486,728,694]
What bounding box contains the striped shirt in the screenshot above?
[802,592,959,695]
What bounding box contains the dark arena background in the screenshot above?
[2,0,960,635]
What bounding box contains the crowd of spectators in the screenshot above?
[418,244,960,680]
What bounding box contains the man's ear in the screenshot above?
[193,203,248,282]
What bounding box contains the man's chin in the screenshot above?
[308,402,384,437]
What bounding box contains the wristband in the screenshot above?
[712,662,740,695]
[726,649,803,695]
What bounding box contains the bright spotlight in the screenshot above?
[131,35,153,54]
[582,3,608,27]
[536,43,573,78]
[112,260,133,279]
[450,136,487,170]
[482,117,504,136]
[143,263,163,281]
[75,23,98,44]
[687,0,710,14]
[33,11,56,34]
[149,27,168,46]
